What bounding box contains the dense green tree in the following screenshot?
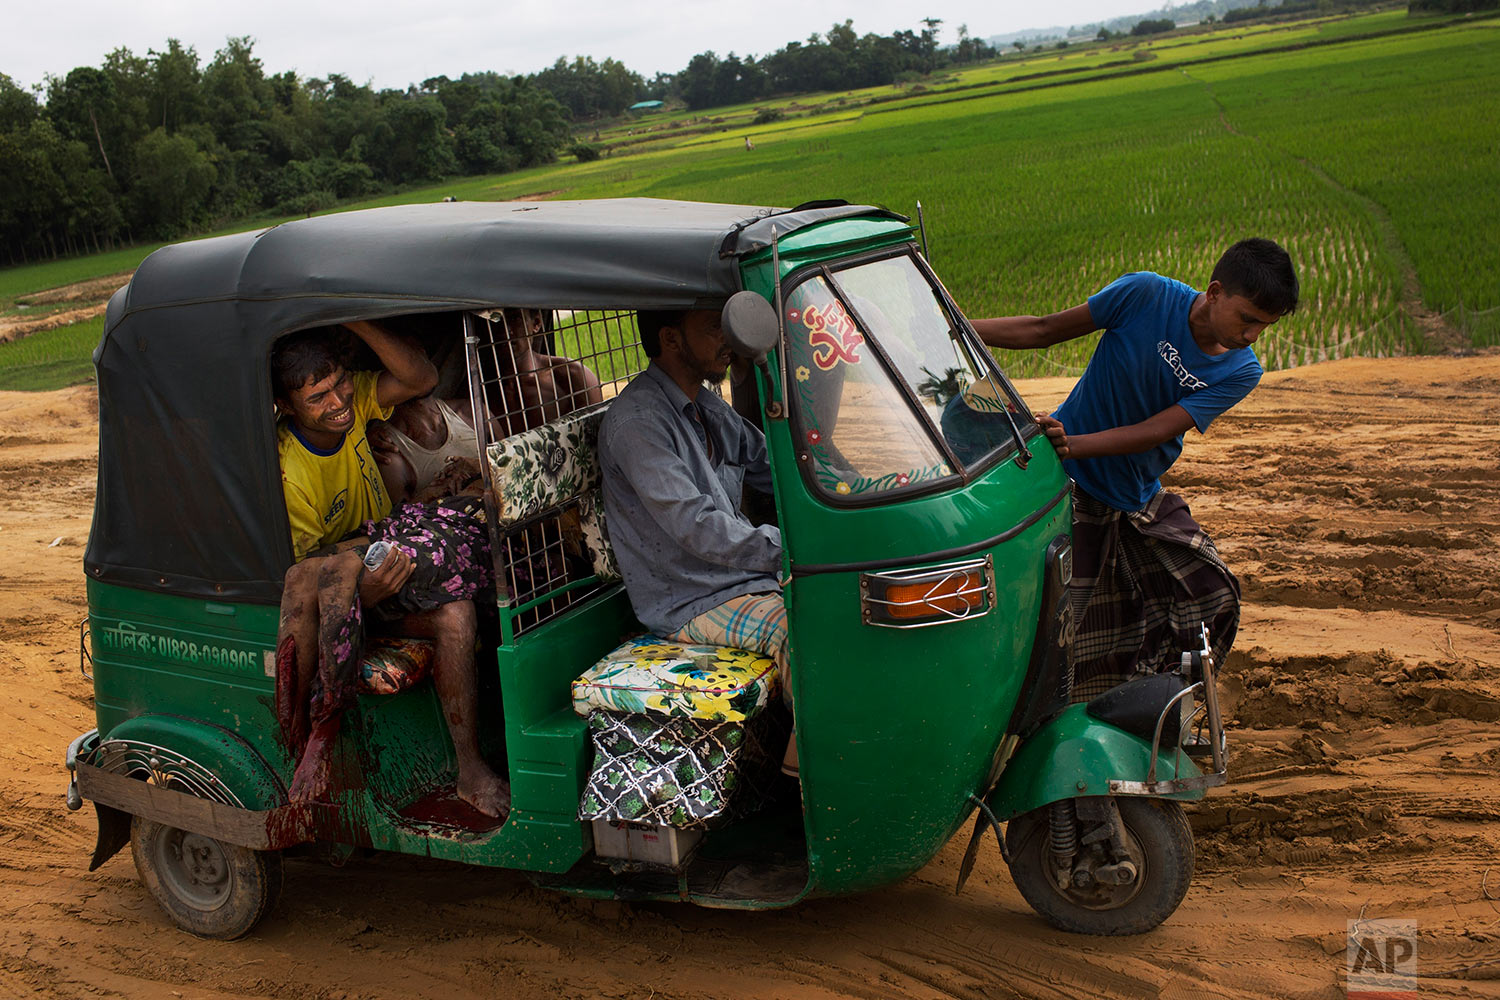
[147,40,203,132]
[128,127,216,235]
[202,37,273,151]
[1131,18,1177,35]
[3,17,1016,266]
[678,52,721,110]
[0,73,40,132]
[952,24,997,64]
[533,56,642,119]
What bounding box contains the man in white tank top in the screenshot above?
[368,396,481,502]
[369,308,605,502]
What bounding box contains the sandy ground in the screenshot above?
[2,355,1499,999]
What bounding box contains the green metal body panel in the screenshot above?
[740,217,917,283]
[987,704,1207,820]
[87,579,289,785]
[739,218,918,308]
[85,577,633,873]
[489,587,637,870]
[775,452,1072,895]
[735,222,1078,895]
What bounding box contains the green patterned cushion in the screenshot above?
[487,407,606,525]
[572,635,779,723]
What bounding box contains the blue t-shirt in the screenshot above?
[1054,272,1262,512]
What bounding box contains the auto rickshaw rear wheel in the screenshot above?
[1005,797,1193,935]
[130,816,283,939]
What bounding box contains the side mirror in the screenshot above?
[721,291,780,362]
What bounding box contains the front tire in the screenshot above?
[1006,797,1193,935]
[130,816,283,939]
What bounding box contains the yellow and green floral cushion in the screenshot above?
[572,635,779,723]
[359,637,435,695]
[487,407,606,525]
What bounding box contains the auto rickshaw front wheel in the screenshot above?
[130,816,284,939]
[1005,797,1193,935]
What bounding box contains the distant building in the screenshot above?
[629,100,665,114]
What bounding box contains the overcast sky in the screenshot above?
[3,0,1150,94]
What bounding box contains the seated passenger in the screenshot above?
[367,394,484,504]
[597,308,792,706]
[272,321,507,818]
[486,308,605,437]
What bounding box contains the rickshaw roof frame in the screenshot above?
[86,198,908,605]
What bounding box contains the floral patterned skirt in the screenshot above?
[363,495,494,619]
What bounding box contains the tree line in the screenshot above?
[0,39,575,265]
[672,20,996,111]
[1,19,994,267]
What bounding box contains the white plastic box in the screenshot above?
[591,820,703,867]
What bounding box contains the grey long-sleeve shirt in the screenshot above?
[598,363,781,634]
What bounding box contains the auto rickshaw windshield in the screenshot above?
[783,251,1036,502]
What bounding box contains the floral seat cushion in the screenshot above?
[574,490,619,583]
[572,635,779,723]
[488,406,619,585]
[359,637,435,696]
[487,407,606,525]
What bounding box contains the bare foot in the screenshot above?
[457,764,511,819]
[288,716,341,804]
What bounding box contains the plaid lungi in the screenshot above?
[1069,487,1240,701]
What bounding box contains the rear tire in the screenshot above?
[1006,797,1193,935]
[130,816,283,939]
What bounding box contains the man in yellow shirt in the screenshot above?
[273,320,508,818]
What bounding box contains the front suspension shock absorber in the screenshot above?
[1048,799,1078,888]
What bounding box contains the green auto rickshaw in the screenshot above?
[65,198,1226,939]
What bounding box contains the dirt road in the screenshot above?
[2,355,1498,999]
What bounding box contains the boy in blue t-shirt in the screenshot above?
[972,238,1298,695]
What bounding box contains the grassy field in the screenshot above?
[2,6,1495,389]
[0,317,102,391]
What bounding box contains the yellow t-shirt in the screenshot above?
[278,370,395,561]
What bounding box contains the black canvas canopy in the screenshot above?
[85,198,904,603]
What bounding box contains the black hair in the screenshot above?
[271,327,347,399]
[635,309,686,359]
[1211,238,1299,316]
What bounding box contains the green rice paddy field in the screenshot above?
[2,8,1496,387]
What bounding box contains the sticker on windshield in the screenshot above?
[801,301,864,371]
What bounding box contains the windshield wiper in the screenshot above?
[958,334,1032,470]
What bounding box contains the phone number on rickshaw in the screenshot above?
[94,621,261,669]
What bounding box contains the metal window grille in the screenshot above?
[466,308,650,637]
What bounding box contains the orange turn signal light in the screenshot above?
[882,571,985,619]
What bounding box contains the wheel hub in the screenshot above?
[154,829,233,911]
[1050,823,1147,910]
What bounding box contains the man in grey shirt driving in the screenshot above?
[598,308,792,705]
